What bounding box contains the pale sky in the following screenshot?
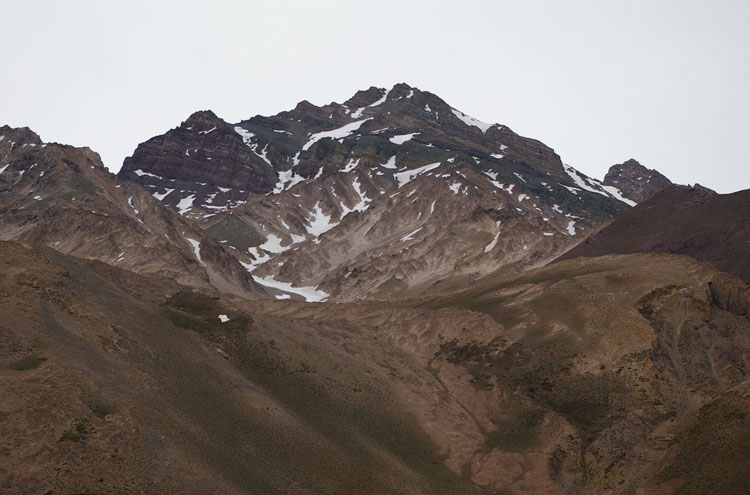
[3,0,749,193]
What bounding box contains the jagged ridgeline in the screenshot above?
[116,84,672,302]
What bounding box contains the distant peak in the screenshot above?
[621,158,642,167]
[343,86,388,108]
[603,158,673,203]
[607,158,666,179]
[181,110,229,133]
[183,109,222,124]
[294,100,318,112]
[388,82,418,99]
[0,125,43,146]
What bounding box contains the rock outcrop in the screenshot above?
[603,158,673,203]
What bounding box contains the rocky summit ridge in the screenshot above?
[117,83,674,301]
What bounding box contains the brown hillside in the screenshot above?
[558,186,750,282]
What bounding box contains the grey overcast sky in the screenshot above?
[3,1,749,193]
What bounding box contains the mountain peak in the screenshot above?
[0,125,43,147]
[603,158,673,203]
[180,109,226,131]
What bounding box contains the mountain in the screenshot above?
[118,83,650,301]
[5,83,745,495]
[602,158,674,203]
[558,185,750,283]
[0,125,268,299]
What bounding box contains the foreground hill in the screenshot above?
[3,240,748,494]
[558,185,750,283]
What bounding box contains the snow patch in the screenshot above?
[393,162,441,188]
[600,185,637,206]
[303,118,372,151]
[380,155,397,169]
[259,234,288,254]
[218,314,230,323]
[341,158,359,173]
[368,87,390,108]
[273,169,305,194]
[242,248,271,271]
[563,164,611,198]
[186,238,205,266]
[341,178,370,215]
[451,108,492,132]
[254,144,272,166]
[389,133,419,145]
[566,220,577,236]
[305,202,338,237]
[251,275,329,302]
[176,194,195,215]
[234,126,254,145]
[153,188,174,201]
[133,169,162,179]
[484,232,501,253]
[127,195,139,214]
[400,227,423,242]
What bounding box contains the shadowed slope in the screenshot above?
[558,186,750,283]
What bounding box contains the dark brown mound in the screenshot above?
[558,185,750,283]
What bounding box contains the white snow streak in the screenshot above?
[186,238,205,266]
[451,108,492,132]
[389,133,419,145]
[303,118,372,151]
[251,275,329,302]
[305,202,337,237]
[341,158,359,173]
[134,169,162,179]
[380,155,397,169]
[153,188,174,201]
[393,162,441,188]
[400,227,423,242]
[259,234,288,254]
[484,232,501,253]
[176,194,195,215]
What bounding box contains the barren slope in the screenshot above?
[559,185,750,283]
[3,240,748,494]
